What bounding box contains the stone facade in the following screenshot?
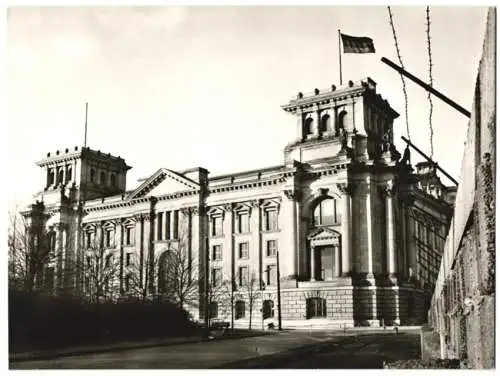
[22,77,454,328]
[427,8,495,368]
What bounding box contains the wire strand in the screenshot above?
[426,6,435,160]
[387,6,410,141]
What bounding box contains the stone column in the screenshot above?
[142,214,152,294]
[118,219,124,294]
[223,204,233,281]
[383,182,397,277]
[310,245,316,281]
[311,105,320,139]
[134,214,143,288]
[54,224,64,292]
[365,178,374,277]
[337,183,352,277]
[284,189,300,279]
[335,245,341,277]
[296,109,304,141]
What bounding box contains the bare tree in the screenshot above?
[235,272,262,330]
[206,274,233,326]
[78,235,121,304]
[161,243,199,310]
[8,210,55,293]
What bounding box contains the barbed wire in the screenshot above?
[387,6,410,141]
[426,6,435,160]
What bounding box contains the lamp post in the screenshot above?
[276,250,282,331]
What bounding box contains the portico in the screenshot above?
[307,228,341,281]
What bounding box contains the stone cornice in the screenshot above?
[208,173,291,194]
[281,87,366,113]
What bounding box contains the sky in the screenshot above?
[6,5,490,211]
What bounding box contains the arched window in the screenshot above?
[158,252,169,294]
[312,198,338,226]
[319,114,331,135]
[110,174,117,188]
[306,297,327,319]
[303,117,314,137]
[235,300,246,319]
[124,274,132,292]
[209,301,218,319]
[336,111,347,135]
[262,300,274,319]
[66,166,72,183]
[47,169,55,186]
[90,168,96,183]
[57,168,64,185]
[100,171,106,185]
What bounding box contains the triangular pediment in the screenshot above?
[129,168,199,199]
[307,227,341,241]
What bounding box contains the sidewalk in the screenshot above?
[10,329,271,363]
[10,336,202,363]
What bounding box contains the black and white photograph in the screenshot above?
[6,4,496,370]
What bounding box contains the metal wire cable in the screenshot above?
[426,6,435,160]
[387,6,410,141]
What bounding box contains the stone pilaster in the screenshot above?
[310,245,316,281]
[283,189,301,279]
[382,182,397,278]
[134,214,144,288]
[337,183,353,276]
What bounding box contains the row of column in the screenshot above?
[154,210,179,241]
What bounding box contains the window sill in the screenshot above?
[262,229,280,234]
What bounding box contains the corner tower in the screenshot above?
[281,77,399,164]
[35,146,132,204]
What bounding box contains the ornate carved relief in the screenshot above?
[283,189,303,201]
[380,181,396,198]
[336,183,355,196]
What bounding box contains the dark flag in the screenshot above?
[341,33,376,54]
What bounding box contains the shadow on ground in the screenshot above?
[219,333,420,369]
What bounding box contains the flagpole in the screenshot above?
[84,102,88,148]
[338,29,343,85]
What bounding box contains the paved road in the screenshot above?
[11,330,420,369]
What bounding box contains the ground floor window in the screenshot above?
[262,300,274,319]
[306,297,327,319]
[209,301,218,319]
[235,300,245,319]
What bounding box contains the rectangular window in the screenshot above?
[211,268,222,287]
[212,216,223,236]
[239,266,249,286]
[238,242,249,259]
[265,210,278,231]
[105,229,113,248]
[266,264,277,285]
[126,253,132,266]
[238,213,250,233]
[267,240,277,257]
[212,244,222,261]
[86,232,92,248]
[125,227,134,246]
[173,210,179,239]
[157,213,163,240]
[165,211,171,240]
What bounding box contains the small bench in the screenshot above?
[210,321,230,330]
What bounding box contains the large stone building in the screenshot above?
[22,77,455,328]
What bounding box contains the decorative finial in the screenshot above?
[348,80,354,87]
[314,88,320,95]
[331,85,336,91]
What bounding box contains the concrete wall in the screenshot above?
[428,7,495,369]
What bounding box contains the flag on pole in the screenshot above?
[340,33,376,54]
